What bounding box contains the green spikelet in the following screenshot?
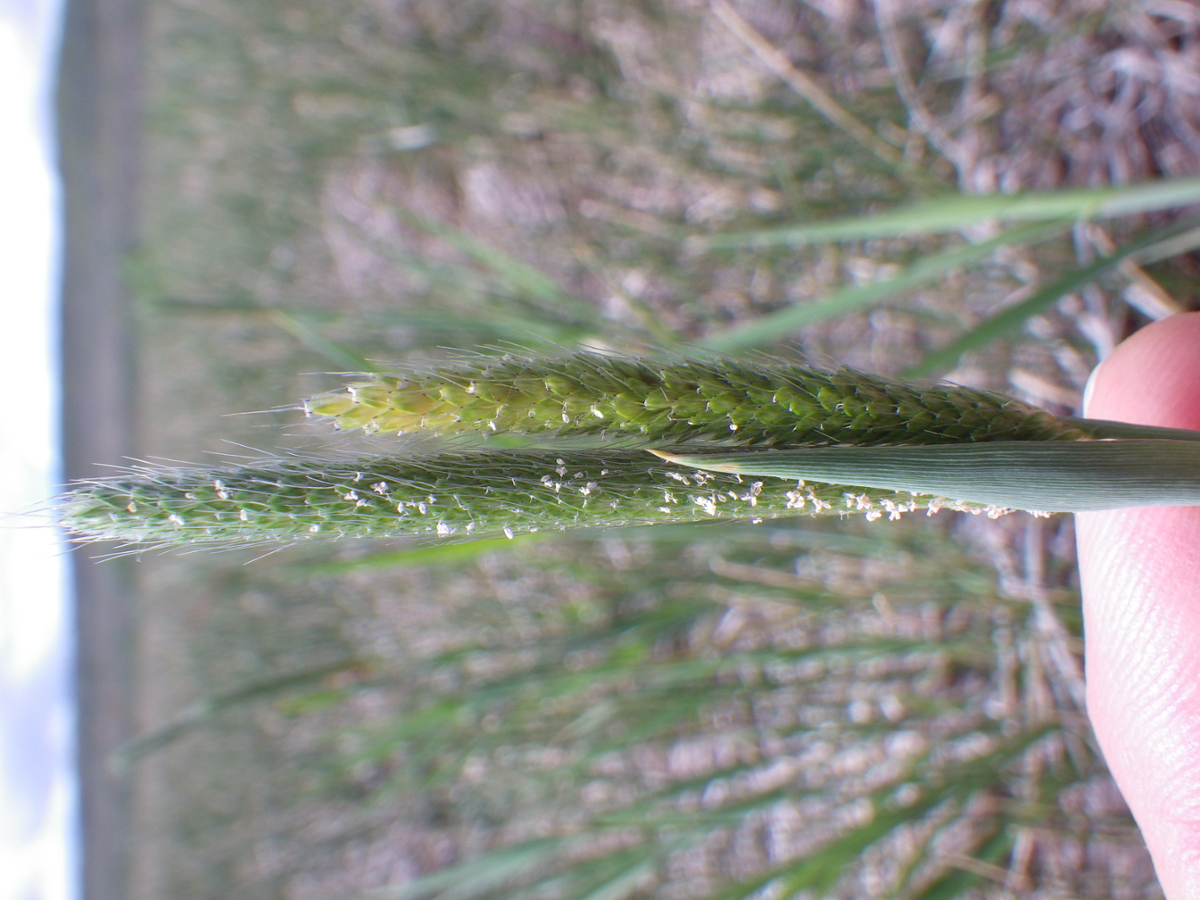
[58,449,991,548]
[304,354,1090,447]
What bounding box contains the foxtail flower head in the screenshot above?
[57,449,990,548]
[304,354,1089,448]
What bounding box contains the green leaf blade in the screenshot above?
[657,439,1200,513]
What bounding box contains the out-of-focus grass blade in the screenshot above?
[269,310,376,371]
[297,525,887,576]
[701,221,1065,353]
[907,827,1013,900]
[400,209,606,326]
[110,658,362,766]
[697,176,1200,250]
[655,439,1200,513]
[568,851,657,900]
[367,838,563,900]
[1137,223,1200,265]
[696,790,935,900]
[157,299,592,348]
[906,217,1200,377]
[290,534,537,575]
[293,305,593,346]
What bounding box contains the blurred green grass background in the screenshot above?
[113,0,1200,896]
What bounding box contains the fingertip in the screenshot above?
[1077,311,1200,898]
[1084,312,1200,428]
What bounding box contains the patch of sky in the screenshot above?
[0,1,76,900]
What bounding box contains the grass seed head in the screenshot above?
[304,353,1090,448]
[57,449,992,548]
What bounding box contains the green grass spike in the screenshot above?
[304,353,1089,448]
[57,449,993,548]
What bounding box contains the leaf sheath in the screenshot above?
[655,440,1200,513]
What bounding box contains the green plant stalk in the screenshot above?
[57,449,992,548]
[304,353,1089,447]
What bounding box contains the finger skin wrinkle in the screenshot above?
[1080,505,1200,899]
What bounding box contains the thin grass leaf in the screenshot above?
[904,826,1014,900]
[366,838,564,900]
[568,851,658,900]
[328,520,885,559]
[269,310,376,371]
[694,792,937,900]
[905,216,1200,376]
[700,221,1065,353]
[1137,223,1200,265]
[110,658,361,765]
[356,234,604,338]
[291,306,594,347]
[697,176,1200,250]
[399,209,605,326]
[288,534,538,575]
